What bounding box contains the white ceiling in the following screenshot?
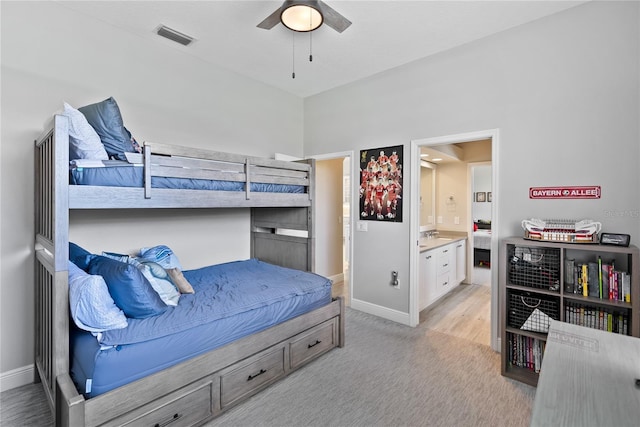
[56,0,587,98]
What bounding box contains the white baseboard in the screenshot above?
[0,364,35,392]
[350,298,411,326]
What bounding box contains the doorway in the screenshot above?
[312,153,354,305]
[410,130,499,351]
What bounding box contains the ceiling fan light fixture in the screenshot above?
[281,2,323,32]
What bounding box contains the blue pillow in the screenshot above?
[68,262,128,332]
[87,255,167,319]
[138,245,183,270]
[101,252,180,307]
[69,242,92,271]
[78,97,137,161]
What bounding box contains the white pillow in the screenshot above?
[68,261,128,332]
[62,102,109,160]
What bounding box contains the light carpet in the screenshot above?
[0,308,535,426]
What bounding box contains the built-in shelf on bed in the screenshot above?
[34,114,344,427]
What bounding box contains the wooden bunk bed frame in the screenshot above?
[34,115,345,426]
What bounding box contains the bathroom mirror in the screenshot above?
[420,160,436,231]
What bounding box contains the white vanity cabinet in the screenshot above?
[419,238,467,310]
[419,250,437,311]
[455,239,466,284]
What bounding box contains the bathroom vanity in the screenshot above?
[419,236,467,310]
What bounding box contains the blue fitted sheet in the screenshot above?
[70,259,332,398]
[70,166,305,193]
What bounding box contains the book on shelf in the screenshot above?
[508,333,545,373]
[564,303,629,335]
[568,259,631,303]
[588,262,599,297]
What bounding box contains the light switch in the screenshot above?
[357,222,368,232]
[437,216,443,224]
[454,216,460,224]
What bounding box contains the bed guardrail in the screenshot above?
[34,115,70,413]
[142,142,312,200]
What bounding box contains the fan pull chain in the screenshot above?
[292,31,296,79]
[309,13,313,62]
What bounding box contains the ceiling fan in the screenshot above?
[257,0,352,33]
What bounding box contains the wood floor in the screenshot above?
[420,281,491,346]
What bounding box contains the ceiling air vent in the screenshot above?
[156,25,194,46]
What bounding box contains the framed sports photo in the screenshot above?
[359,145,403,222]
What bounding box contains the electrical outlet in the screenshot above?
[524,253,532,262]
[437,216,443,224]
[391,271,399,288]
[357,222,368,232]
[454,216,460,225]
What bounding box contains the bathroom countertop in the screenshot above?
[419,235,467,252]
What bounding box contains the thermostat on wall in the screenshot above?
[600,233,631,247]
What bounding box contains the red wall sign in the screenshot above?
[529,186,601,199]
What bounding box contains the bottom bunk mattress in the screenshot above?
[70,258,332,398]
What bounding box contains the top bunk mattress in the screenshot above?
[70,164,305,193]
[71,258,332,397]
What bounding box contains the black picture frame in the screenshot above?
[359,145,403,222]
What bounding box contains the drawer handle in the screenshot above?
[443,249,449,253]
[443,263,448,267]
[247,369,267,381]
[308,339,322,349]
[154,413,181,427]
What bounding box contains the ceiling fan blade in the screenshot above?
[257,6,284,30]
[317,1,351,33]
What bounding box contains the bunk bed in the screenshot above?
[34,114,345,427]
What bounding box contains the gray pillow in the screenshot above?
[78,97,137,160]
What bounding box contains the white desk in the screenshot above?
[531,320,640,426]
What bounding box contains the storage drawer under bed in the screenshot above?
[101,376,216,427]
[220,345,286,409]
[289,318,338,370]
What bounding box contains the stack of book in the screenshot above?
[507,332,546,373]
[564,257,631,302]
[564,302,629,335]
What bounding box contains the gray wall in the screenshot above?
[304,1,639,315]
[0,2,302,381]
[1,0,638,387]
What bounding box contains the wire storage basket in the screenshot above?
[508,245,560,291]
[507,289,560,333]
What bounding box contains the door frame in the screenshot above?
[410,129,500,351]
[307,150,355,307]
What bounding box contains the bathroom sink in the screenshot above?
[436,237,453,241]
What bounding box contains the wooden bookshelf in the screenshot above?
[499,237,639,386]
